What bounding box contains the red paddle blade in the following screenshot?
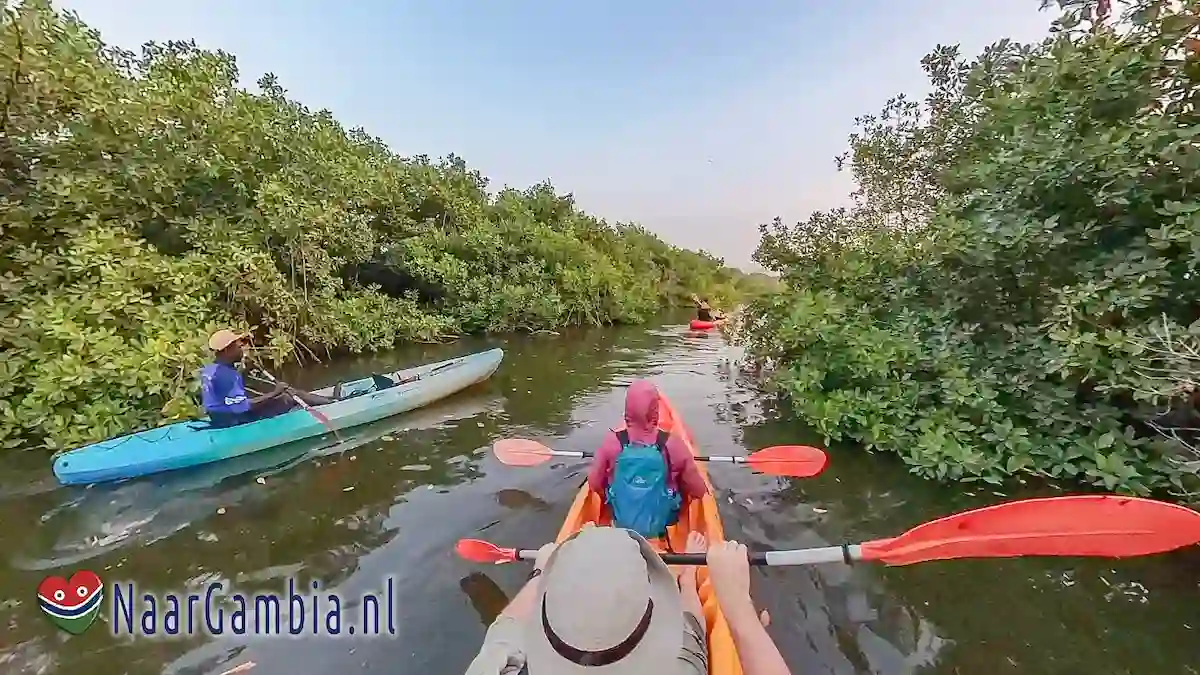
[456,539,519,564]
[493,439,554,467]
[746,445,829,477]
[860,495,1200,566]
[311,409,335,428]
[304,407,341,440]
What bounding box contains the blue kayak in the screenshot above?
[52,348,504,486]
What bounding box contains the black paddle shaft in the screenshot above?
[658,552,769,566]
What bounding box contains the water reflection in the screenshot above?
[494,489,550,512]
[9,395,503,572]
[459,572,511,627]
[0,316,1195,675]
[736,400,1200,675]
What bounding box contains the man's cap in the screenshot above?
[207,329,247,352]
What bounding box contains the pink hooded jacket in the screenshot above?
[587,380,708,502]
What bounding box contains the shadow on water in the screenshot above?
[0,315,1197,675]
[458,572,511,628]
[3,394,505,572]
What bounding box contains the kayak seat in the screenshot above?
[335,374,397,402]
[371,374,399,391]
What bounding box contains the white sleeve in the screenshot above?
[463,615,527,675]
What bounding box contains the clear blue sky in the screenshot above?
[59,0,1053,270]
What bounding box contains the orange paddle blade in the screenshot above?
[456,539,518,564]
[860,495,1200,566]
[745,445,829,477]
[493,439,555,467]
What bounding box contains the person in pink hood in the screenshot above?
[587,380,708,538]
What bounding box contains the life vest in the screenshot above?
[605,428,681,539]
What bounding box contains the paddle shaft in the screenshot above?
[254,370,342,441]
[502,544,865,566]
[254,370,320,411]
[535,449,762,466]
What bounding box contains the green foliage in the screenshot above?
[0,1,747,451]
[744,0,1200,496]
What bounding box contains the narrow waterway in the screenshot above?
[1,317,1197,675]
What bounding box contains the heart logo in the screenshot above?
[37,570,104,635]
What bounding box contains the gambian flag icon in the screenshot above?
[37,571,104,635]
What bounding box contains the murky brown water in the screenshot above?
[1,316,1197,675]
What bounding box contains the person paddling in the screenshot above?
[691,294,724,323]
[463,524,792,675]
[199,329,333,428]
[586,380,708,541]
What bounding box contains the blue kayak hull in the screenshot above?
[52,348,504,486]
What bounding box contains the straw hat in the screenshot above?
[523,526,683,675]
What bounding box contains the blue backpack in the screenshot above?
[606,429,681,539]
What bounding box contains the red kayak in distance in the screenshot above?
[690,319,722,330]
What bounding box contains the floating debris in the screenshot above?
[219,662,256,675]
[342,486,355,492]
[217,507,227,515]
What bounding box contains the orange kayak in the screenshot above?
[553,392,742,675]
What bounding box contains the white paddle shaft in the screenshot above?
[507,544,864,566]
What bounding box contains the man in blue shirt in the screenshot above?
[199,329,334,428]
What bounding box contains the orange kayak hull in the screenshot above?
[553,392,743,675]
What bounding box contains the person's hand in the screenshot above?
[531,522,597,572]
[707,540,756,623]
[533,542,558,571]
